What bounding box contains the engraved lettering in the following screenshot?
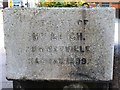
[69,32,76,40]
[77,20,82,25]
[32,46,36,52]
[53,46,57,52]
[76,58,80,65]
[74,46,80,52]
[59,46,64,51]
[59,34,62,39]
[84,20,88,25]
[32,33,39,41]
[50,33,62,40]
[27,57,87,65]
[35,58,39,64]
[80,46,84,52]
[77,19,88,25]
[30,46,90,53]
[58,58,64,64]
[53,59,57,64]
[69,58,74,64]
[77,33,82,41]
[81,58,87,64]
[51,33,57,40]
[69,33,85,41]
[65,46,71,52]
[86,46,90,51]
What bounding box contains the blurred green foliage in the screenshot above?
[37,1,85,7]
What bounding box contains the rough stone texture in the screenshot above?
[3,7,115,81]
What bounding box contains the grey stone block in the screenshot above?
[3,7,115,81]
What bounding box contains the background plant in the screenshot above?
[37,0,85,7]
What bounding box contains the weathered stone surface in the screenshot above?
[3,7,115,81]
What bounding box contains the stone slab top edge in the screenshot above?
[3,7,115,11]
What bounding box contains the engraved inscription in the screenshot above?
[31,32,88,41]
[29,19,90,65]
[69,32,85,41]
[30,46,90,53]
[77,19,88,25]
[28,57,87,65]
[83,20,89,25]
[32,33,39,41]
[32,46,36,52]
[51,32,62,40]
[77,20,82,25]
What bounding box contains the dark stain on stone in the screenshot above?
[18,53,20,55]
[27,47,29,49]
[26,50,28,52]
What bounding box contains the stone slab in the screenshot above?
[3,7,115,81]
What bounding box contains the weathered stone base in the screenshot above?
[4,8,115,81]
